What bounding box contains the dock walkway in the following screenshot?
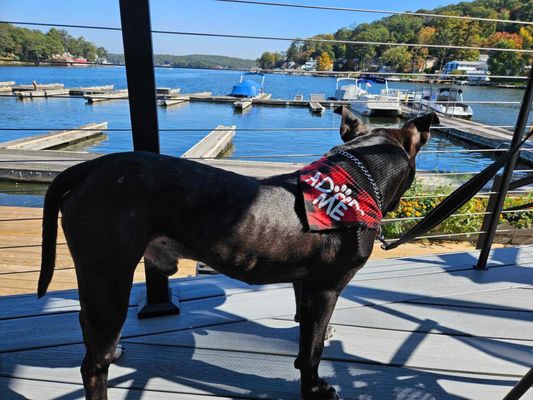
[182,125,236,159]
[0,123,107,151]
[1,243,532,399]
[0,148,303,183]
[402,105,533,164]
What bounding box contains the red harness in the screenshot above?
[299,156,382,232]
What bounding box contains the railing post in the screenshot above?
[503,368,533,400]
[475,174,502,250]
[119,0,179,318]
[475,64,533,270]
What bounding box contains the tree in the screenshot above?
[488,38,525,77]
[0,24,16,57]
[380,46,413,72]
[257,51,277,69]
[347,23,390,70]
[519,27,533,50]
[380,15,424,44]
[96,46,108,60]
[316,51,333,71]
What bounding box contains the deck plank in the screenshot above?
[2,252,533,322]
[324,301,533,341]
[123,318,533,376]
[2,262,533,352]
[0,377,235,400]
[0,343,524,400]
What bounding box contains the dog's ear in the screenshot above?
[398,112,439,158]
[334,105,368,142]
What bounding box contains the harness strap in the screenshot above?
[383,128,533,250]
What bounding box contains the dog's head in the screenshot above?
[335,106,438,160]
[383,112,439,213]
[334,106,439,214]
[392,112,439,161]
[334,106,368,142]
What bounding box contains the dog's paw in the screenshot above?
[301,379,339,400]
[324,325,336,341]
[112,344,124,362]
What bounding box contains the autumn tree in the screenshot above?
[317,51,333,71]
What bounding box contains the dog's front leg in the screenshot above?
[294,282,340,400]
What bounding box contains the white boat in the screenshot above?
[333,78,368,100]
[421,88,473,119]
[350,82,402,117]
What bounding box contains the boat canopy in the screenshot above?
[230,73,265,97]
[230,80,262,97]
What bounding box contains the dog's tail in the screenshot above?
[38,160,93,298]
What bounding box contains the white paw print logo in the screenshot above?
[334,185,364,215]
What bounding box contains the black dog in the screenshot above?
[39,106,438,399]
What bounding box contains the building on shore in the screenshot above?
[440,56,490,82]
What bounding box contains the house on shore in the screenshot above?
[440,56,490,82]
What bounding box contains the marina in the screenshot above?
[0,67,530,192]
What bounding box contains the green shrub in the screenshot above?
[382,179,533,239]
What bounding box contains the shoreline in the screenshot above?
[0,61,526,89]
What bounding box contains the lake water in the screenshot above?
[0,66,529,206]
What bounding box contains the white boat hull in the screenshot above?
[351,95,402,117]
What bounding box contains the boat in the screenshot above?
[229,72,266,98]
[333,78,368,100]
[350,81,402,117]
[420,88,473,119]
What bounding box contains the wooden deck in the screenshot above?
[1,241,532,399]
[0,206,197,296]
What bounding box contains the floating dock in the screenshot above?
[12,83,64,92]
[0,149,302,183]
[182,125,236,159]
[233,100,253,110]
[85,90,128,103]
[309,102,325,113]
[68,85,114,96]
[0,123,302,183]
[0,122,108,151]
[402,105,533,164]
[157,92,212,107]
[0,81,14,92]
[158,98,187,107]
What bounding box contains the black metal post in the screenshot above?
[119,0,179,318]
[475,175,502,250]
[503,368,533,400]
[475,64,533,270]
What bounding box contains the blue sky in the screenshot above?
[1,0,462,58]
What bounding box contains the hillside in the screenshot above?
[107,53,257,69]
[257,0,532,76]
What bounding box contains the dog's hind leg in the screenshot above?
[76,266,134,400]
[294,282,340,400]
[65,225,145,399]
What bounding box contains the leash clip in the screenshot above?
[376,226,389,249]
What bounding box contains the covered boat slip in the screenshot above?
[1,245,533,399]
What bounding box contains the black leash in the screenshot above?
[382,128,533,251]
